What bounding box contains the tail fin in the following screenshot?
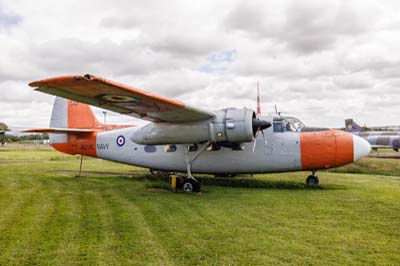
[45,97,101,145]
[25,97,133,146]
[24,97,133,156]
[51,97,102,129]
[345,118,364,132]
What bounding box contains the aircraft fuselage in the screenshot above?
[50,125,370,174]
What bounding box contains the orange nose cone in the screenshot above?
[300,129,354,170]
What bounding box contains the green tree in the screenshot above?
[0,122,9,132]
[0,122,10,146]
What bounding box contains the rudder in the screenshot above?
[50,97,102,129]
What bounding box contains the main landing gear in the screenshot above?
[182,178,201,193]
[181,141,210,193]
[306,171,319,187]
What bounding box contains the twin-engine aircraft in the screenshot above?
[26,74,371,192]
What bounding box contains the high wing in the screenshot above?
[29,74,215,123]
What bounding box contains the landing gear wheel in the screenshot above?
[182,178,201,193]
[306,175,319,187]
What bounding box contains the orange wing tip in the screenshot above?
[28,75,84,87]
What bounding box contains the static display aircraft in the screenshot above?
[345,119,400,152]
[26,74,370,192]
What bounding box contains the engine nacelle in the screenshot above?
[209,108,256,143]
[130,108,267,145]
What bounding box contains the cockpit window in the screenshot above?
[273,116,305,133]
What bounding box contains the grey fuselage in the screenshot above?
[94,123,302,174]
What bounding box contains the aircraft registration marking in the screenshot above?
[81,144,95,151]
[97,143,109,150]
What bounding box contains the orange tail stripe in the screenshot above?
[52,132,97,157]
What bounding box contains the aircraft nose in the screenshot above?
[353,135,371,161]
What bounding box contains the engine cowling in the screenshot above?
[130,108,270,145]
[209,108,255,143]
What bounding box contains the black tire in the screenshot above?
[306,175,319,187]
[182,179,201,193]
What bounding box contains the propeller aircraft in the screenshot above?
[345,119,400,152]
[25,74,371,192]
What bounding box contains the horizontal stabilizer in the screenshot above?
[23,127,94,134]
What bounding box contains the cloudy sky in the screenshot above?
[1,0,400,128]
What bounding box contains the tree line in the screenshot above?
[0,122,49,146]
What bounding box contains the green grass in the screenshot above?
[0,149,400,265]
[328,157,400,177]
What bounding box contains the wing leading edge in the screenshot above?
[29,74,215,123]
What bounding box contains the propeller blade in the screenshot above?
[252,126,260,152]
[261,129,267,146]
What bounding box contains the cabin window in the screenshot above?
[273,119,284,133]
[144,145,157,153]
[164,144,177,152]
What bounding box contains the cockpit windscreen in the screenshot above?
[273,116,305,133]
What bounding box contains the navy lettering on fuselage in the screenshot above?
[97,143,109,150]
[81,144,95,151]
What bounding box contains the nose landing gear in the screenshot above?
[306,171,319,187]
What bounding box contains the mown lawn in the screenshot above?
[0,147,400,265]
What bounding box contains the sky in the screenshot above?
[1,0,400,128]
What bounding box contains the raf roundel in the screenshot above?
[116,135,126,147]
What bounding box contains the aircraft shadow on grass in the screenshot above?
[52,170,343,190]
[124,174,343,191]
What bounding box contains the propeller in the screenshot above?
[252,119,271,152]
[252,82,271,152]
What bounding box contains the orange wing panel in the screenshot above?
[30,75,185,108]
[29,74,214,123]
[30,74,184,115]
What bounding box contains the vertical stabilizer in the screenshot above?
[345,119,364,132]
[49,97,102,144]
[67,100,102,129]
[50,97,68,128]
[50,97,102,129]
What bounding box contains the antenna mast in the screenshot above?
[256,81,261,117]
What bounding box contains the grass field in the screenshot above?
[0,146,400,265]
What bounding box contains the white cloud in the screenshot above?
[1,0,400,129]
